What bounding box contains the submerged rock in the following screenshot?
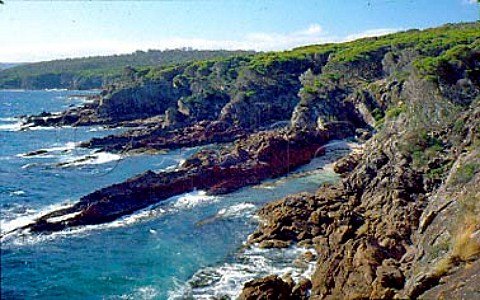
[23,149,48,157]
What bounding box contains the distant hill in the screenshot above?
[0,63,24,70]
[0,49,254,90]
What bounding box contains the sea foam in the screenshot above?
[171,191,218,209]
[56,152,123,167]
[169,245,317,299]
[0,201,75,238]
[1,190,217,247]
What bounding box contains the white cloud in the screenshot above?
[344,28,401,41]
[0,40,137,62]
[0,24,401,62]
[242,24,329,51]
[462,0,478,5]
[301,24,323,35]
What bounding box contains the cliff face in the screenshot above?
[244,31,480,298]
[96,81,183,121]
[94,54,313,129]
[247,105,479,299]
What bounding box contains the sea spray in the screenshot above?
[169,245,318,299]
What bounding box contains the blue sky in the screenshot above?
[0,0,478,62]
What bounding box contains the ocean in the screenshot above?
[0,90,348,299]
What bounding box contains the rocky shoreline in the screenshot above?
[18,128,353,234]
[12,22,480,299]
[241,107,480,299]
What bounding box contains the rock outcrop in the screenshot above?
[238,275,298,300]
[242,72,480,299]
[19,127,355,233]
[238,275,312,300]
[82,120,249,153]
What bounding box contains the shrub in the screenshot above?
[385,105,405,119]
[453,119,464,133]
[433,191,480,277]
[452,223,480,262]
[245,90,256,98]
[412,150,428,167]
[426,167,444,179]
[400,130,443,167]
[452,163,478,185]
[371,108,384,122]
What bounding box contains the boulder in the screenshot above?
[238,275,293,300]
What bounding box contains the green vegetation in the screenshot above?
[429,237,450,260]
[452,162,479,185]
[426,162,453,181]
[400,130,444,167]
[0,49,253,90]
[373,105,405,129]
[414,40,480,82]
[385,105,405,119]
[371,108,384,122]
[2,21,479,136]
[328,23,478,64]
[245,90,256,97]
[2,22,478,92]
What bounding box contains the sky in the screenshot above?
[0,0,478,62]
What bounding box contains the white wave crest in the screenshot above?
[57,152,122,167]
[9,190,26,196]
[0,201,75,237]
[0,121,22,131]
[117,285,159,300]
[44,88,68,92]
[43,142,77,152]
[216,203,256,219]
[169,246,317,299]
[171,191,218,209]
[87,126,106,132]
[0,201,167,246]
[1,190,214,246]
[47,211,82,223]
[0,117,18,122]
[29,125,71,131]
[19,142,77,157]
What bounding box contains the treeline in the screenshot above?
[0,49,254,90]
[91,22,479,130]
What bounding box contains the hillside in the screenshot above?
[0,49,253,90]
[20,21,480,299]
[0,63,23,70]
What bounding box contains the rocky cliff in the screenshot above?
[17,22,480,299]
[244,107,479,300]
[241,24,480,299]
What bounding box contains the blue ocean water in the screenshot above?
[0,90,346,299]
